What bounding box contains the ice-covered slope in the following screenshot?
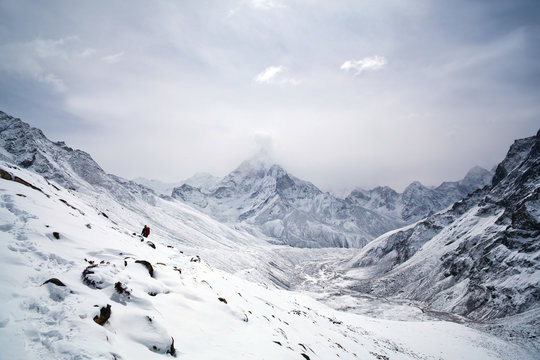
[345,165,493,222]
[342,131,539,332]
[172,156,403,248]
[0,161,533,360]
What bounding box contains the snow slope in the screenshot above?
[0,161,534,360]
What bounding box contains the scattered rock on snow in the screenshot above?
[135,260,154,277]
[82,264,101,288]
[114,281,131,296]
[42,278,66,287]
[93,304,111,325]
[147,241,156,249]
[167,337,176,357]
[218,297,228,304]
[370,352,390,360]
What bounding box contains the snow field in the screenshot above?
[0,163,535,359]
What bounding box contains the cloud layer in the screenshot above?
[0,0,539,192]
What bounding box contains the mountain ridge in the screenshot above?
[172,155,492,249]
[339,130,539,327]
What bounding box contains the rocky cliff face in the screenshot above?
[0,111,155,204]
[346,130,540,323]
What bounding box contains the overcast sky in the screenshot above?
[0,0,539,193]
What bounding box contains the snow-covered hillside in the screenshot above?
[317,130,540,351]
[0,110,537,359]
[1,158,534,359]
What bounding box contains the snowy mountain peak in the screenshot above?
[234,147,276,172]
[459,165,492,193]
[403,180,428,193]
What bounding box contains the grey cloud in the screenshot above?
[0,0,538,192]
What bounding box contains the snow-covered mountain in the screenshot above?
[333,130,540,340]
[0,111,157,206]
[2,109,533,359]
[172,155,491,249]
[345,165,493,222]
[172,155,404,248]
[2,159,530,359]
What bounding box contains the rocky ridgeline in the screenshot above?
[0,111,156,205]
[347,130,540,327]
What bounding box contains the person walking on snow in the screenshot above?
[141,225,150,238]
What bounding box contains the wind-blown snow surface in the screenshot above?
[0,162,533,359]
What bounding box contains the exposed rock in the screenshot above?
[135,260,154,277]
[114,282,131,296]
[52,232,60,239]
[82,264,101,288]
[93,304,111,325]
[218,297,228,304]
[42,278,66,287]
[167,337,176,357]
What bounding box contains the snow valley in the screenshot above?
[0,110,538,359]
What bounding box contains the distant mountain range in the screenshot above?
[168,155,492,248]
[0,110,494,249]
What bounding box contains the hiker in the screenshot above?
[141,225,150,238]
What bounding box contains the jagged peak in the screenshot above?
[403,181,427,192]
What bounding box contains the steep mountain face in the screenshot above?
[345,131,540,325]
[346,165,493,222]
[0,111,156,205]
[173,157,403,248]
